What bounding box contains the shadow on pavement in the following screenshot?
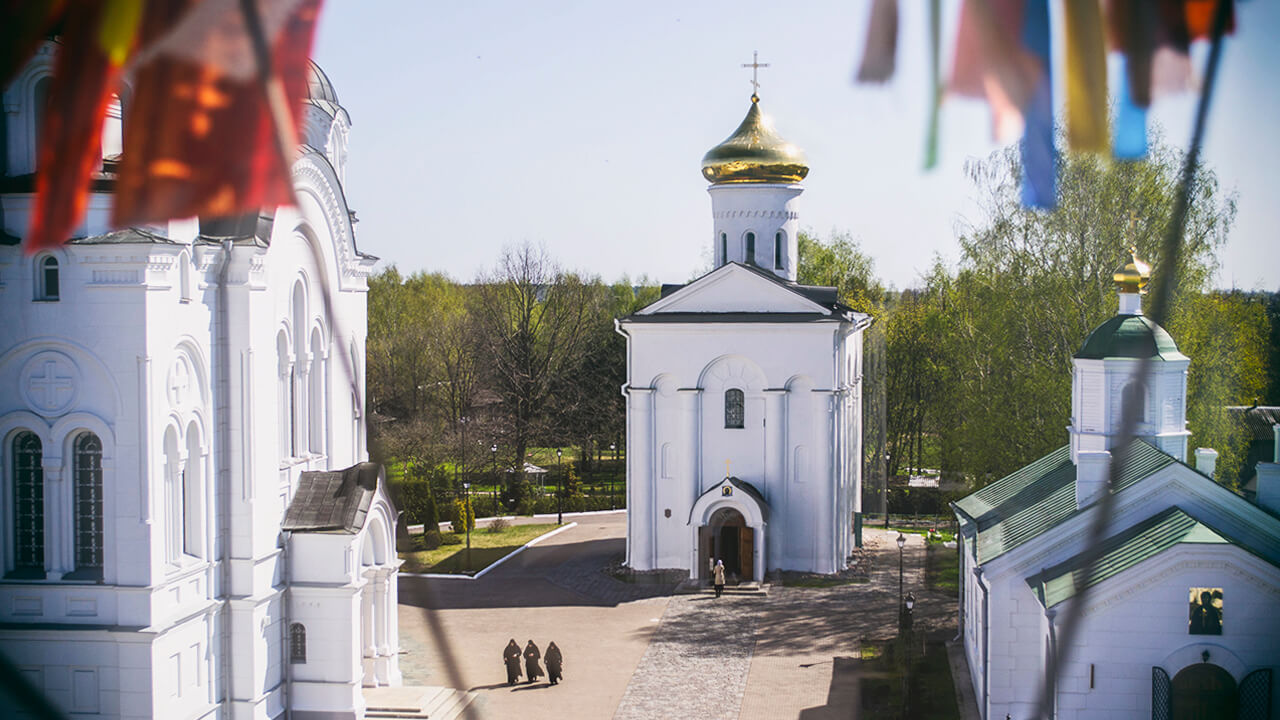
[399,538,679,611]
[798,656,860,720]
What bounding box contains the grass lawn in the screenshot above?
[925,543,959,593]
[399,523,559,574]
[858,635,960,719]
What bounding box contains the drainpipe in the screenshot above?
[975,565,990,720]
[1044,607,1058,720]
[955,529,964,641]
[215,239,235,711]
[614,318,631,567]
[281,529,293,719]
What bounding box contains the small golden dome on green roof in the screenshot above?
[1114,249,1151,294]
[701,95,808,185]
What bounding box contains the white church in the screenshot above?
[618,92,871,581]
[952,257,1280,719]
[1,47,401,720]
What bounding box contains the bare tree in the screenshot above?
[470,242,599,468]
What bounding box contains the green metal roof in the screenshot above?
[1026,507,1238,608]
[1074,314,1186,360]
[952,442,1175,564]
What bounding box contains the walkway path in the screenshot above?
[396,516,954,719]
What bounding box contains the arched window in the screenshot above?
[183,425,202,558]
[744,232,756,265]
[179,250,192,303]
[720,233,727,264]
[724,389,745,429]
[290,623,307,664]
[72,432,104,578]
[11,432,44,577]
[163,428,182,564]
[36,255,59,301]
[308,329,326,454]
[1121,381,1149,424]
[774,231,784,270]
[278,331,293,459]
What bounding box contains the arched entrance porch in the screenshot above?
[699,507,754,582]
[688,476,768,583]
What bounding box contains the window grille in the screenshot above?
[12,432,44,573]
[290,623,307,663]
[725,389,745,429]
[73,433,104,575]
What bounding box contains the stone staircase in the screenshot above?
[674,579,769,596]
[363,685,476,719]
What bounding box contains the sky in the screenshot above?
[312,1,1279,291]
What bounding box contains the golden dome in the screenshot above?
[1113,249,1151,294]
[701,95,809,184]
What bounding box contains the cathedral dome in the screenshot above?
[701,95,808,184]
[1074,315,1183,360]
[307,61,340,106]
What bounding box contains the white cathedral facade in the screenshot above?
[1,47,399,720]
[619,94,871,581]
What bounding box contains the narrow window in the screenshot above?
[73,433,104,578]
[36,256,59,301]
[724,389,745,429]
[720,233,727,264]
[290,623,307,663]
[745,232,756,265]
[774,231,784,269]
[1188,587,1223,635]
[11,432,44,576]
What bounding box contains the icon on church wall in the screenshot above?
[1187,587,1223,635]
[722,486,733,496]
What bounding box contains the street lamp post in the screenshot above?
[490,443,498,511]
[556,448,564,525]
[896,532,906,633]
[884,453,892,529]
[902,591,915,719]
[463,482,472,572]
[457,415,468,490]
[610,442,617,510]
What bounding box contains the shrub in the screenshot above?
[449,498,474,533]
[488,517,510,533]
[420,530,442,550]
[440,532,463,546]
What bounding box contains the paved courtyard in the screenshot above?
[396,512,957,719]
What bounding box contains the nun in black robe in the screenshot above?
[523,640,543,683]
[545,641,563,685]
[503,639,522,685]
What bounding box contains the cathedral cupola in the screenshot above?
[1069,251,1190,464]
[703,83,807,282]
[700,95,809,184]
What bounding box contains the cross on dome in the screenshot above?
[742,51,769,98]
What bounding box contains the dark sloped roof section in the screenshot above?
[952,441,1176,564]
[625,312,836,324]
[1228,406,1280,442]
[67,227,177,245]
[637,263,867,324]
[726,476,770,521]
[283,462,384,533]
[1075,314,1185,360]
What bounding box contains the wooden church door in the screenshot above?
[739,526,753,581]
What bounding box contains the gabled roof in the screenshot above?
[952,442,1175,564]
[1228,405,1280,442]
[283,462,383,534]
[626,262,869,326]
[688,476,770,524]
[1025,506,1273,608]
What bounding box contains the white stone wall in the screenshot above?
[624,314,862,575]
[1,50,375,716]
[708,184,802,281]
[964,462,1280,719]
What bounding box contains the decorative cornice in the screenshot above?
[712,210,799,220]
